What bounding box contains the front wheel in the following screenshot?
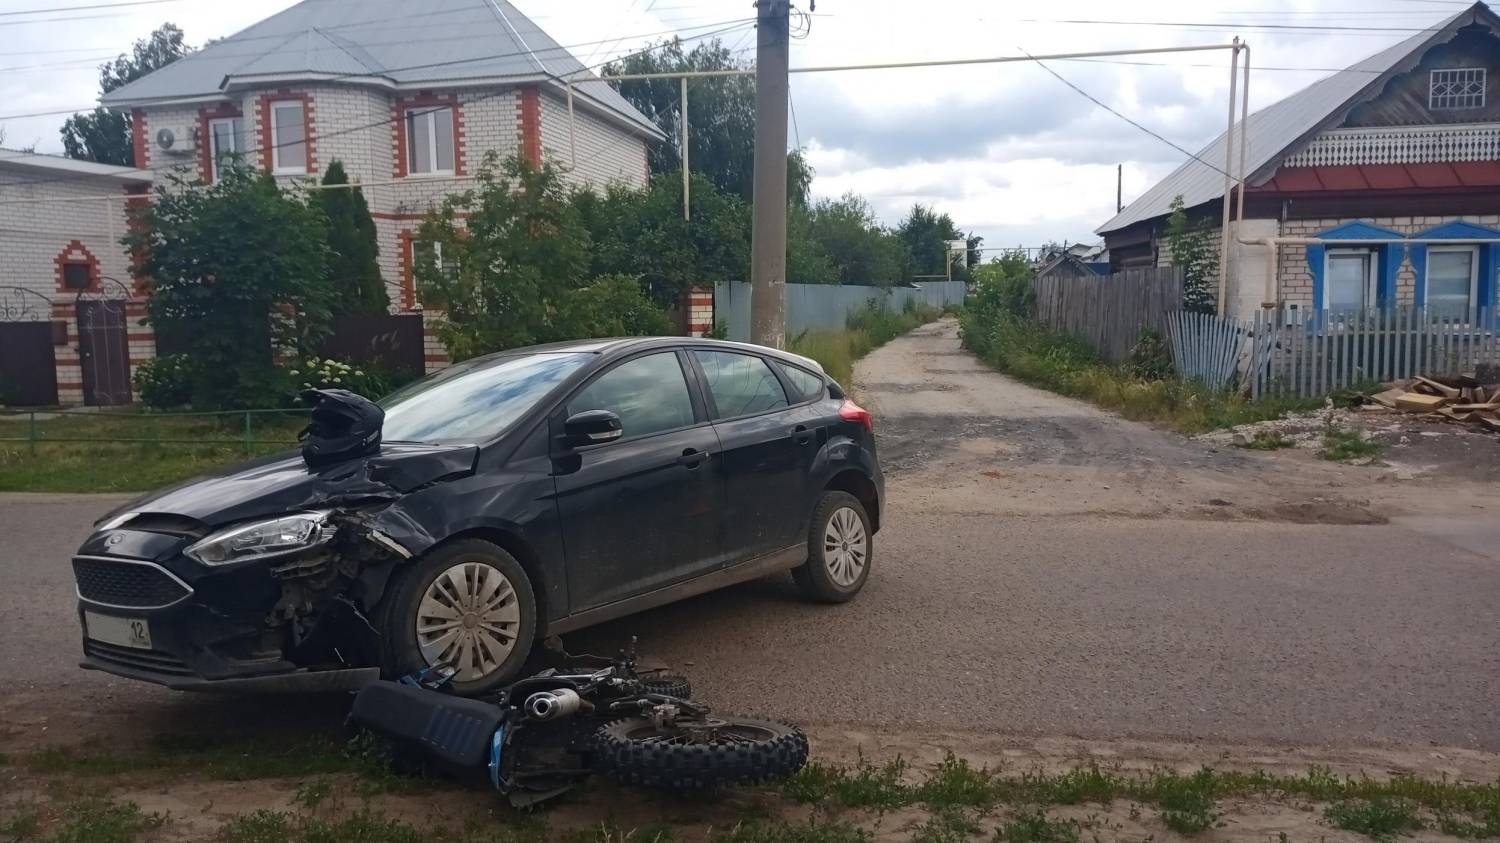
[376,539,537,697]
[591,716,808,790]
[791,490,872,603]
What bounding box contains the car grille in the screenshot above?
[84,640,195,676]
[73,557,192,609]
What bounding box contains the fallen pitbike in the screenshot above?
[348,641,809,805]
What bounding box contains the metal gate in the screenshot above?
[0,286,59,406]
[76,281,132,406]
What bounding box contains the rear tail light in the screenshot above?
[839,399,873,432]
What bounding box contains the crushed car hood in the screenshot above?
[101,443,480,528]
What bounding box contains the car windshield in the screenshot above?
[379,352,592,443]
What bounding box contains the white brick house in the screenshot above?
[0,152,151,406]
[1,0,662,405]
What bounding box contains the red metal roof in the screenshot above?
[1255,162,1500,192]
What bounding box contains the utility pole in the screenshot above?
[1116,164,1123,213]
[749,0,790,349]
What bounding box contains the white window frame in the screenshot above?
[405,106,454,176]
[1429,67,1486,110]
[1424,244,1480,319]
[1323,248,1379,312]
[269,100,307,175]
[207,116,242,183]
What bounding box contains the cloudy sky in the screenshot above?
[0,0,1477,250]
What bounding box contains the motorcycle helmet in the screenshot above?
[299,388,384,466]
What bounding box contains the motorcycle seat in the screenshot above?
[350,680,502,769]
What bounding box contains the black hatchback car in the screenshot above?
[72,338,883,695]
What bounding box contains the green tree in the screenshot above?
[896,204,965,282]
[62,24,190,166]
[575,171,751,307]
[1165,195,1219,314]
[317,161,389,315]
[124,168,332,409]
[803,193,909,287]
[605,38,813,204]
[417,154,670,360]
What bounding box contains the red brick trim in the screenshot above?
[518,86,542,166]
[392,92,465,178]
[130,108,148,169]
[256,90,316,174]
[54,240,101,294]
[398,229,417,311]
[371,210,472,222]
[123,184,151,296]
[197,102,243,182]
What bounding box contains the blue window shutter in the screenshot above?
[1481,243,1498,312]
[1409,243,1429,305]
[1307,244,1326,308]
[1378,244,1401,307]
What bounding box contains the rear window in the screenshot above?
[693,350,788,418]
[778,363,826,402]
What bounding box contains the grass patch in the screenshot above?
[1237,430,1296,450]
[992,810,1081,843]
[1322,427,1383,462]
[1325,798,1425,841]
[0,804,40,841]
[911,807,983,843]
[786,756,1500,838]
[790,299,941,388]
[0,409,305,493]
[23,731,410,788]
[711,819,872,842]
[959,311,1321,434]
[42,798,164,843]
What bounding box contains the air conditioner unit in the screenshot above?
[154,125,196,155]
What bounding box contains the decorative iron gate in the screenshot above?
[0,286,59,406]
[76,279,132,406]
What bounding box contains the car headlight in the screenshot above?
[185,512,336,566]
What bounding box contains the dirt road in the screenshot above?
[3,319,1500,758]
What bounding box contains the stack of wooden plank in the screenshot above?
[1367,376,1500,432]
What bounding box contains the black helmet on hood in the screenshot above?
[299,388,384,466]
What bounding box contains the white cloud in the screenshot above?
[0,0,1465,248]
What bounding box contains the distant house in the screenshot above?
[0,0,663,406]
[1099,1,1500,321]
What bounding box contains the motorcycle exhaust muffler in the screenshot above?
[524,688,586,721]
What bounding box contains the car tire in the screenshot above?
[791,490,872,603]
[377,538,537,697]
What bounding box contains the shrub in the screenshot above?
[287,357,384,399]
[1128,327,1173,380]
[132,354,196,409]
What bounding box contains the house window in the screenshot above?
[61,262,91,291]
[414,240,458,280]
[1430,68,1486,110]
[1324,249,1377,312]
[405,106,455,175]
[270,100,307,174]
[208,117,243,182]
[1426,246,1478,318]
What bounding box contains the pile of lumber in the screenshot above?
[1367,375,1500,432]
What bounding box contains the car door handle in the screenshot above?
[677,448,710,468]
[792,424,813,445]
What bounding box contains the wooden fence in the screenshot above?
[1248,306,1500,399]
[1032,267,1183,363]
[1164,305,1500,398]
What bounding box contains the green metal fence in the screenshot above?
[0,408,310,457]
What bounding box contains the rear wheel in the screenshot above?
[377,539,537,697]
[591,716,808,790]
[791,491,872,603]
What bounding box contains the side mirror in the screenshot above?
[563,409,623,447]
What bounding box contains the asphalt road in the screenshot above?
[4,321,1500,751]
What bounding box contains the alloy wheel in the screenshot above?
[822,506,868,588]
[415,561,522,682]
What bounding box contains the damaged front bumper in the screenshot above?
[73,510,410,693]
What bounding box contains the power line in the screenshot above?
[1017,47,1230,178]
[0,18,757,192]
[1019,17,1454,33]
[0,0,182,16]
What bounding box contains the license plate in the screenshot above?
[85,611,152,650]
